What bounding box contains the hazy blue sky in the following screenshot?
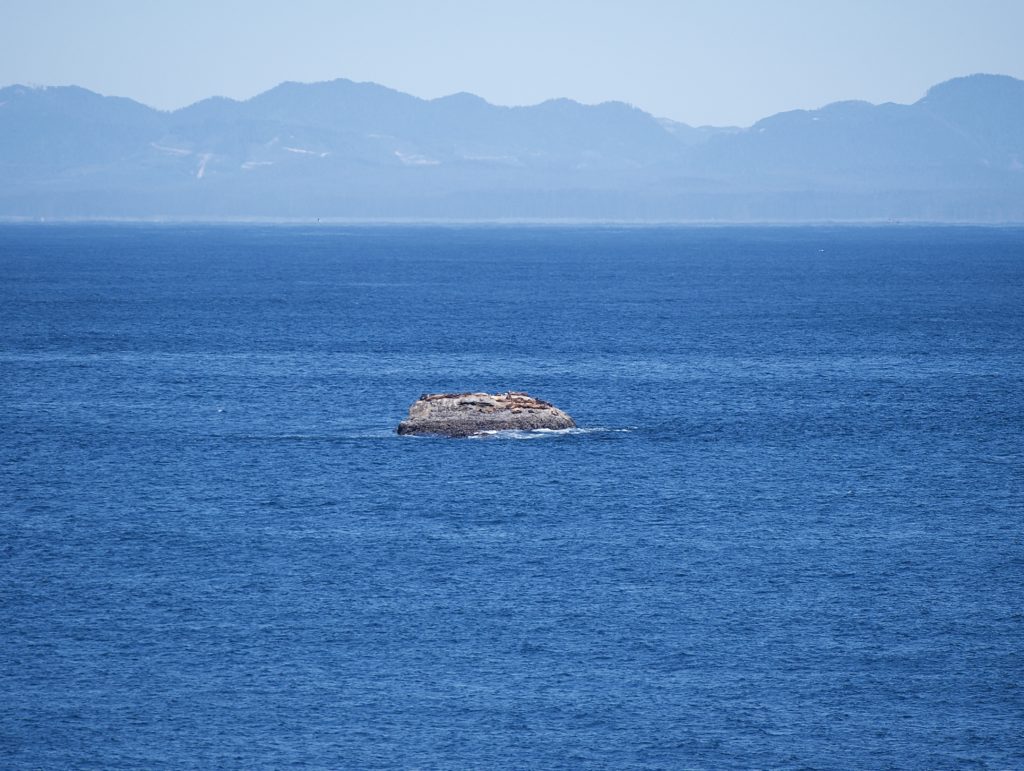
[2,0,1022,125]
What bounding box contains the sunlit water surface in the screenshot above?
[2,224,1022,769]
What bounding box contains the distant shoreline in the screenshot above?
[3,217,1024,227]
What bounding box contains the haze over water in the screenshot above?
[1,224,1022,768]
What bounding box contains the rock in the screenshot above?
[397,391,576,437]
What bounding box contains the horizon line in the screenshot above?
[3,216,1024,228]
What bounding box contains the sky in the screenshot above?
[2,0,1023,126]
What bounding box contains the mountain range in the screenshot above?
[1,74,1022,221]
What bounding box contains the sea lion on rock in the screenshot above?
[397,392,575,437]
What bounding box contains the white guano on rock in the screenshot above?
[397,392,575,437]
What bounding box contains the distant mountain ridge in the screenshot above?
[1,74,1022,221]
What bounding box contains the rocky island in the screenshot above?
[397,392,575,437]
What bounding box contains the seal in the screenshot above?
[397,391,575,437]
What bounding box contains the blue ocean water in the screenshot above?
[1,224,1022,769]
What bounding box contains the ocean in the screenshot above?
[2,224,1022,769]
